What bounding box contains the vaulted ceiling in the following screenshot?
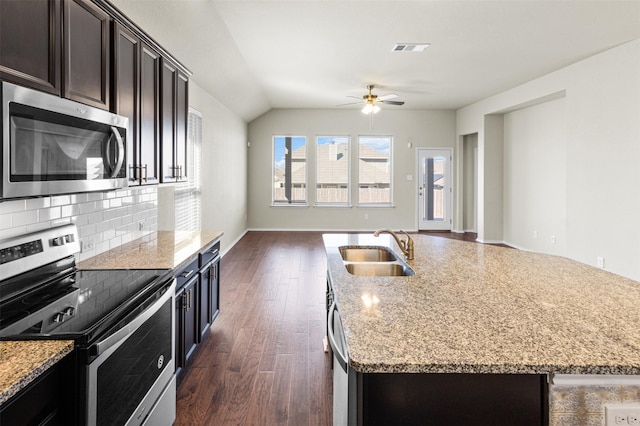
[111,0,640,122]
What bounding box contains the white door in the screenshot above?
[417,148,452,230]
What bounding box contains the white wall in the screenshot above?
[503,97,567,255]
[188,81,248,253]
[456,38,640,280]
[247,109,456,231]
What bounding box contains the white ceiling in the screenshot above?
[111,0,640,122]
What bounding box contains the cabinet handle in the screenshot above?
[180,269,194,279]
[142,164,148,182]
[187,289,191,310]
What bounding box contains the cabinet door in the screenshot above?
[182,275,199,365]
[64,0,110,109]
[113,23,140,185]
[199,265,211,339]
[0,0,61,95]
[175,70,189,181]
[175,286,185,375]
[160,59,177,183]
[139,44,161,184]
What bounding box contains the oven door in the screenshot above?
[1,81,128,199]
[85,279,175,426]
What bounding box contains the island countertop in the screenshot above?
[323,233,640,375]
[78,230,223,270]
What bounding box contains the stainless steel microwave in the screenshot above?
[1,81,128,200]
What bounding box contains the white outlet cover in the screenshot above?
[606,404,640,425]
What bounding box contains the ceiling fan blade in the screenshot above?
[381,100,405,105]
[336,101,363,106]
[378,93,398,101]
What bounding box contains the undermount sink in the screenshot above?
[339,246,397,262]
[344,262,415,277]
[339,245,415,277]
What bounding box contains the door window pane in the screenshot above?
[358,136,392,205]
[423,156,446,221]
[316,136,349,205]
[273,136,307,204]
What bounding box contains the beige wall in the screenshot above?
[503,97,567,255]
[187,81,249,253]
[456,38,640,280]
[247,109,456,231]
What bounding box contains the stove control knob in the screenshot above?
[53,312,66,323]
[63,307,75,316]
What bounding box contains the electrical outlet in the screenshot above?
[533,230,538,239]
[550,235,556,244]
[606,405,640,425]
[364,214,368,220]
[80,238,94,253]
[138,220,145,231]
[597,256,605,269]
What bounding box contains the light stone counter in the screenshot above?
[0,340,73,405]
[324,233,640,375]
[78,230,223,271]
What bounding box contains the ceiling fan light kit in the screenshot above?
[362,103,380,115]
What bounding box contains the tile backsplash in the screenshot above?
[0,186,158,261]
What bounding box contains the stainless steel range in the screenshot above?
[0,224,176,426]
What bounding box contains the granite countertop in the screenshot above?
[78,230,223,270]
[0,340,74,405]
[324,233,640,375]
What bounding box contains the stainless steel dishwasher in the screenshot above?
[328,301,355,426]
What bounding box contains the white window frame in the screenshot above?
[272,135,308,206]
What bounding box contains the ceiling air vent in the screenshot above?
[392,43,430,52]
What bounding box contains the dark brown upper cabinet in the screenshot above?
[114,22,160,185]
[160,59,189,183]
[64,0,111,110]
[139,44,162,185]
[0,0,61,95]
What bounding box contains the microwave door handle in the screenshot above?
[110,127,125,178]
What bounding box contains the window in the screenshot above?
[358,136,392,205]
[316,136,349,205]
[273,136,307,205]
[175,108,202,230]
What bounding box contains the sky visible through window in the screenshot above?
[274,136,306,167]
[359,136,390,155]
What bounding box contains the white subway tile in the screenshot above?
[0,200,26,214]
[26,197,52,210]
[13,210,38,227]
[39,207,62,222]
[50,195,70,207]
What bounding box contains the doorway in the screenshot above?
[417,148,452,230]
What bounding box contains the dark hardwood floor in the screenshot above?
[175,231,332,425]
[175,230,487,425]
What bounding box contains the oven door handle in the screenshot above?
[92,279,176,357]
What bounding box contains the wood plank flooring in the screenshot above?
[175,231,332,426]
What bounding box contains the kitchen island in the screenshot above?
[324,233,640,425]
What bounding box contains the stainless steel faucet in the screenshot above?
[373,229,414,260]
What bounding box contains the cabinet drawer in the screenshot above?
[175,258,198,289]
[200,242,220,266]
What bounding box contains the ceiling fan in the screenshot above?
[340,85,405,114]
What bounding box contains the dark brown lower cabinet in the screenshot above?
[174,241,221,382]
[175,273,199,379]
[357,372,548,426]
[0,352,76,425]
